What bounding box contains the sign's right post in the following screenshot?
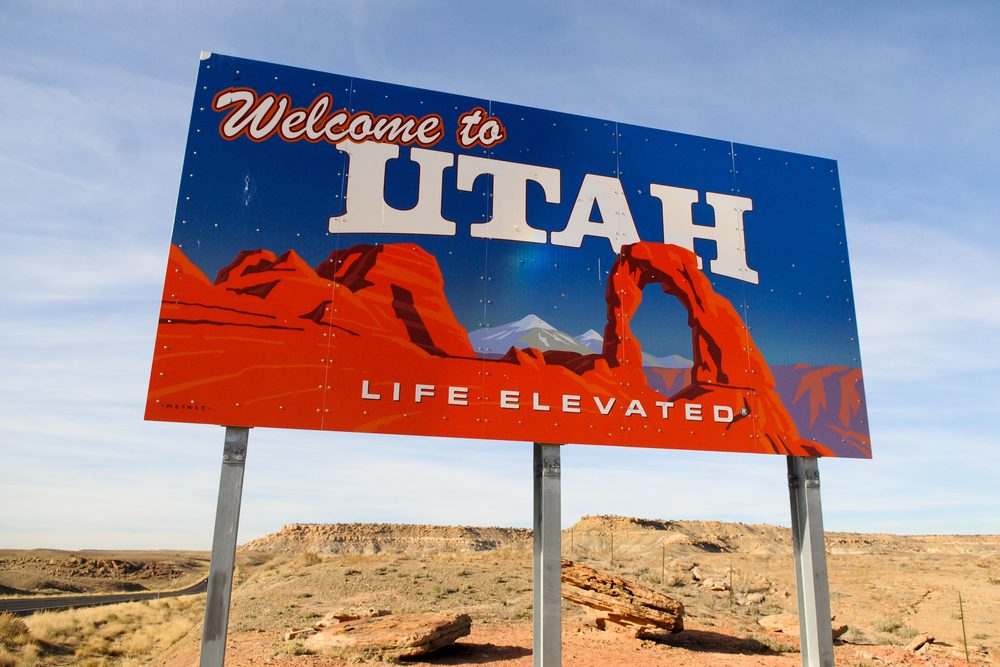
[533,443,562,667]
[787,456,834,667]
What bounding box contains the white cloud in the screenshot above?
[0,1,998,549]
[851,220,1000,383]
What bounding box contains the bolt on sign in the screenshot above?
[146,53,870,458]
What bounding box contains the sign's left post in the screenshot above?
[199,426,250,667]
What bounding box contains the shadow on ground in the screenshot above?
[658,629,797,656]
[410,642,533,664]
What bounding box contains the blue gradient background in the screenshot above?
[175,54,860,368]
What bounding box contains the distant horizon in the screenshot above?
[10,514,999,553]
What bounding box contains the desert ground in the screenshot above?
[1,516,997,666]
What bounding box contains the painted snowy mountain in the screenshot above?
[468,314,593,357]
[575,328,604,353]
[468,315,692,369]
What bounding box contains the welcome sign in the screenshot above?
[146,53,870,458]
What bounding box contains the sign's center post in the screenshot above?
[787,456,834,667]
[200,426,250,667]
[533,443,562,666]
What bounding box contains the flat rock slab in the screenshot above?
[561,559,684,636]
[757,612,848,640]
[303,612,471,661]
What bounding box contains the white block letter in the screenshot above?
[624,399,647,418]
[458,156,556,243]
[714,405,734,423]
[449,386,469,406]
[500,390,520,409]
[655,401,674,418]
[552,174,640,253]
[329,141,456,236]
[361,380,380,400]
[650,185,758,284]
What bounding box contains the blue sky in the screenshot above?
[1,1,998,548]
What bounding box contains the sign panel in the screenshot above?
[146,53,870,458]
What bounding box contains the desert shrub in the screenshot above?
[871,617,918,645]
[739,634,796,653]
[0,614,31,649]
[662,573,687,587]
[842,627,869,644]
[872,617,902,633]
[298,551,321,567]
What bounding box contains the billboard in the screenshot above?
[146,53,870,458]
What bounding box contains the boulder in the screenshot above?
[757,612,848,641]
[302,612,471,661]
[561,559,684,637]
[758,612,799,635]
[701,578,730,591]
[905,633,934,652]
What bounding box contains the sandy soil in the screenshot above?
[161,517,997,666]
[159,618,985,666]
[4,518,998,665]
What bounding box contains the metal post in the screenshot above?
[533,443,562,666]
[787,456,834,667]
[200,426,250,667]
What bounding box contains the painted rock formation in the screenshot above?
[148,241,835,457]
[603,242,809,455]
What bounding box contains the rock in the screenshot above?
[284,628,317,641]
[561,559,684,637]
[704,579,730,591]
[302,612,471,660]
[314,608,391,628]
[758,612,848,641]
[905,633,934,652]
[758,612,800,635]
[691,566,705,581]
[744,592,766,605]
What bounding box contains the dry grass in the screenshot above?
[12,595,204,666]
[297,550,322,567]
[870,616,919,646]
[0,614,31,649]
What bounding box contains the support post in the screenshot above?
[533,443,562,666]
[200,426,250,667]
[787,456,834,667]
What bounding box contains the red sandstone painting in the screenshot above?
[146,241,867,457]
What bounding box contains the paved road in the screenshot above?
[0,577,208,616]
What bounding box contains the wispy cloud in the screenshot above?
[0,1,998,548]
